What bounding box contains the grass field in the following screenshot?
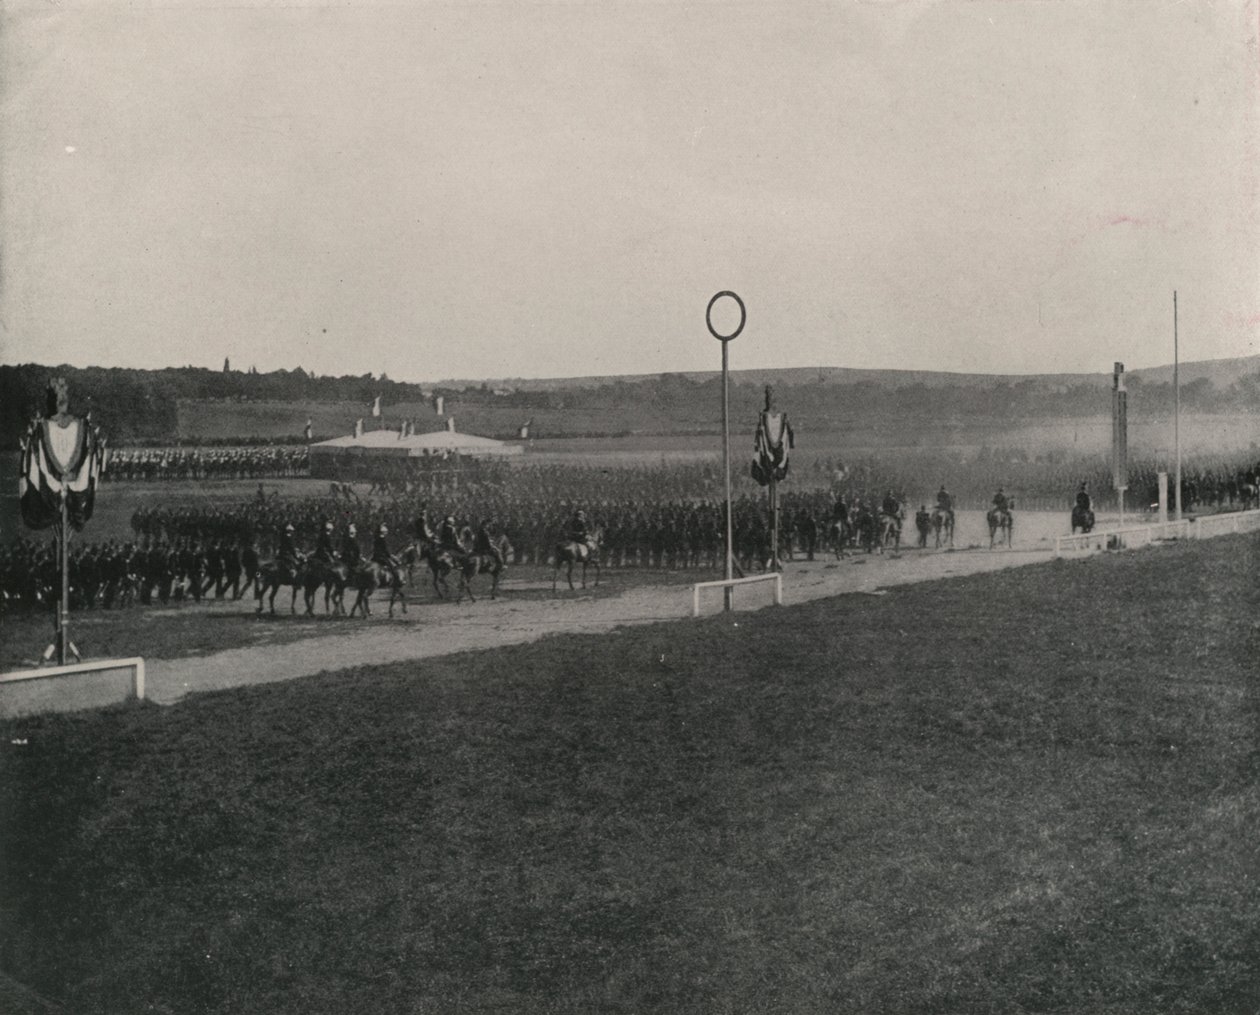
[1,533,1256,1013]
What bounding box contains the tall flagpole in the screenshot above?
[1174,291,1181,521]
[707,292,745,612]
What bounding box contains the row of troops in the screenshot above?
[104,447,309,483]
[125,486,948,575]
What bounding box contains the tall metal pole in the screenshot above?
[707,291,745,613]
[58,491,69,665]
[722,339,734,610]
[1174,291,1181,521]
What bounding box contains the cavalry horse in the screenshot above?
[878,511,903,553]
[255,557,308,615]
[931,507,955,548]
[553,528,603,592]
[451,535,513,603]
[827,517,851,559]
[1070,504,1095,534]
[303,559,350,615]
[987,502,1015,549]
[346,562,406,618]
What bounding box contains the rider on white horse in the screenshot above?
[565,509,591,561]
[935,485,955,525]
[372,524,401,586]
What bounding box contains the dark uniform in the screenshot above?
[341,527,362,569]
[278,526,298,570]
[474,520,504,567]
[314,524,335,564]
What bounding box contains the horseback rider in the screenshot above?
[340,523,362,569]
[372,524,401,585]
[565,509,591,561]
[935,485,955,522]
[473,518,505,569]
[1075,483,1092,513]
[314,520,335,564]
[992,487,1010,514]
[413,505,435,544]
[438,515,464,556]
[277,523,299,572]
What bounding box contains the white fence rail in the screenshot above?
[1193,509,1260,539]
[1054,511,1260,557]
[0,657,146,718]
[692,572,783,617]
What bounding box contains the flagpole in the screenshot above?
[1174,291,1181,521]
[722,337,734,610]
[59,491,69,665]
[707,291,744,613]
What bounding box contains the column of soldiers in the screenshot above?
[104,447,309,482]
[6,453,1256,617]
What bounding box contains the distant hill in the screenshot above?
[440,355,1260,393]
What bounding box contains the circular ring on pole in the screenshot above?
[706,291,746,343]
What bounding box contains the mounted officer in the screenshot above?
[340,523,362,569]
[438,515,464,556]
[473,518,505,569]
[314,520,336,564]
[1075,483,1092,513]
[277,523,299,574]
[564,509,590,561]
[371,523,401,586]
[935,485,955,524]
[992,487,1010,514]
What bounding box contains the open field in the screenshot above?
[171,398,1259,458]
[2,533,1257,1013]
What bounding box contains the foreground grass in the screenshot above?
[1,535,1257,1014]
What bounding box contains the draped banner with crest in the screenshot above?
[751,406,795,487]
[18,386,107,531]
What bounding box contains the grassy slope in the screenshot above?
[1,535,1257,1014]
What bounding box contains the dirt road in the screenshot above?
[146,510,1070,704]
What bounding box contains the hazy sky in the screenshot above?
[2,0,1257,383]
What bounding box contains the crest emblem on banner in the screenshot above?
[752,404,795,487]
[18,378,106,531]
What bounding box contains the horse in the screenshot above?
[931,507,955,549]
[553,528,603,592]
[303,558,349,615]
[452,536,513,603]
[827,517,850,559]
[878,511,902,553]
[346,562,406,618]
[255,557,307,615]
[1070,504,1095,534]
[987,503,1014,549]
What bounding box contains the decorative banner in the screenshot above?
[752,408,795,487]
[18,399,106,531]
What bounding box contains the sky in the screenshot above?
[1,0,1257,384]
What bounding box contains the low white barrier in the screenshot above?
[1055,510,1260,557]
[1054,521,1186,556]
[0,657,145,719]
[1193,509,1260,539]
[692,572,783,617]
